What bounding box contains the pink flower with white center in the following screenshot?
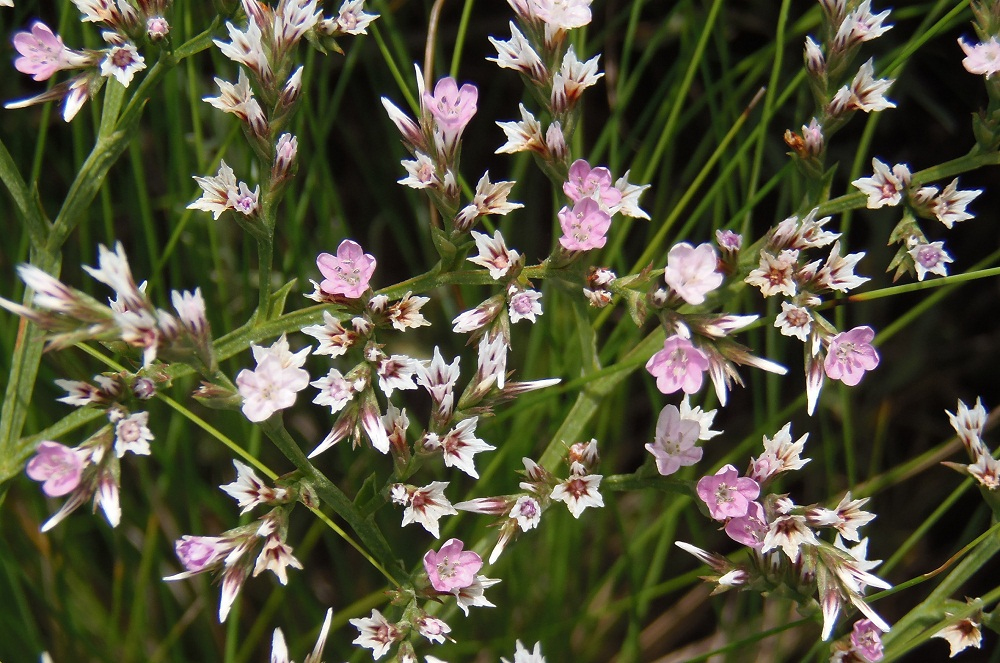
[349,609,401,660]
[932,178,982,228]
[26,441,87,497]
[746,249,799,297]
[13,22,81,81]
[395,481,457,538]
[221,460,288,515]
[909,241,952,281]
[423,417,496,479]
[169,535,235,577]
[510,495,542,531]
[509,288,543,323]
[501,640,547,663]
[696,465,760,520]
[852,158,910,209]
[423,538,483,592]
[550,473,604,518]
[424,77,477,135]
[645,335,710,395]
[558,198,612,251]
[563,159,621,208]
[100,43,145,87]
[644,404,702,476]
[664,242,724,305]
[850,619,884,662]
[724,500,768,548]
[317,240,377,298]
[959,36,1000,78]
[114,411,154,457]
[468,230,520,279]
[824,326,879,386]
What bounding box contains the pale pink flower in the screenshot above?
[959,36,1000,78]
[563,159,621,207]
[415,615,451,644]
[349,609,401,660]
[146,15,170,39]
[13,22,80,81]
[100,43,145,87]
[850,619,884,662]
[169,535,236,577]
[26,441,87,497]
[645,335,710,395]
[114,411,154,457]
[550,473,604,518]
[317,240,376,298]
[724,500,768,548]
[335,0,379,35]
[664,242,724,305]
[424,77,477,142]
[509,288,543,323]
[423,538,482,591]
[716,229,743,253]
[558,198,612,251]
[237,354,310,422]
[696,465,760,520]
[824,326,879,386]
[852,158,910,209]
[644,404,702,476]
[909,241,952,281]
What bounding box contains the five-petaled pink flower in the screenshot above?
[563,159,622,207]
[424,77,478,134]
[317,239,376,298]
[13,22,76,81]
[696,464,760,521]
[645,335,710,395]
[824,326,879,386]
[664,242,724,305]
[26,441,86,497]
[423,538,483,592]
[558,198,612,251]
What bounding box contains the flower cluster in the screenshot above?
[165,461,304,622]
[678,424,890,642]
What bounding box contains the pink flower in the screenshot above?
[664,242,724,305]
[13,22,77,81]
[851,619,884,661]
[695,464,760,520]
[824,326,879,386]
[558,198,612,251]
[644,404,702,476]
[26,441,86,497]
[724,500,768,548]
[645,335,710,395]
[424,77,478,135]
[423,538,483,592]
[563,159,621,207]
[959,36,1000,79]
[317,239,376,298]
[236,354,309,422]
[173,535,235,574]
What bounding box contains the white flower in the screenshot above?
[508,288,543,323]
[114,411,153,457]
[397,481,457,538]
[501,640,547,663]
[100,43,145,87]
[909,241,952,281]
[852,158,910,209]
[349,609,400,659]
[423,418,496,479]
[550,473,604,518]
[468,230,520,279]
[220,459,288,515]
